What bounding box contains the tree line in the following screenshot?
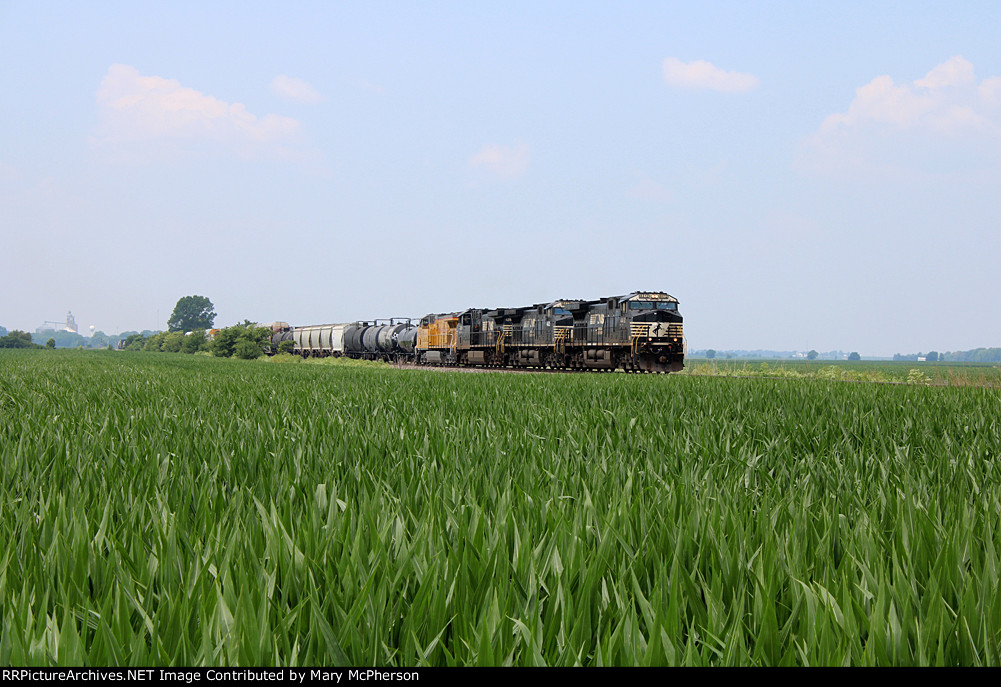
[122,322,273,359]
[1,296,273,359]
[0,330,43,349]
[894,348,1001,363]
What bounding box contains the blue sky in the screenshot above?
[1,1,998,355]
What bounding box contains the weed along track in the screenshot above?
[2,350,1000,665]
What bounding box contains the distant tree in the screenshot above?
[46,338,56,349]
[705,349,716,359]
[242,326,272,356]
[947,348,1001,362]
[88,330,110,349]
[122,334,146,351]
[278,340,295,355]
[167,295,216,332]
[0,330,38,349]
[144,332,167,352]
[235,339,263,359]
[0,326,7,337]
[34,329,85,349]
[848,351,861,361]
[212,323,271,358]
[181,330,209,354]
[807,350,819,360]
[161,331,186,353]
[211,327,240,358]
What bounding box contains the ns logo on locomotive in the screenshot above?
[271,291,685,373]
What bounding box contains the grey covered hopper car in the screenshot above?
[292,323,350,356]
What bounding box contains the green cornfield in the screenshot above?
[1,350,999,666]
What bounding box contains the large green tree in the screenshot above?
[0,330,39,349]
[167,295,216,332]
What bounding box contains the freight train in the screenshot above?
[272,290,685,373]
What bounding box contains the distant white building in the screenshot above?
[37,311,79,334]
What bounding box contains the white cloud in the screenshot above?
[662,58,759,93]
[92,64,303,161]
[979,77,1001,105]
[914,55,975,90]
[818,56,997,136]
[801,56,1000,174]
[270,75,324,104]
[470,143,529,179]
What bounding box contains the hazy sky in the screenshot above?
[2,1,998,355]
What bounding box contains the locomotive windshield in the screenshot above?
[629,301,677,311]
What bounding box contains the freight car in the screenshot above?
[276,290,684,373]
[276,319,416,362]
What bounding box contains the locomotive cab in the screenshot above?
[624,296,681,331]
[415,313,460,364]
[457,309,484,347]
[618,292,684,371]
